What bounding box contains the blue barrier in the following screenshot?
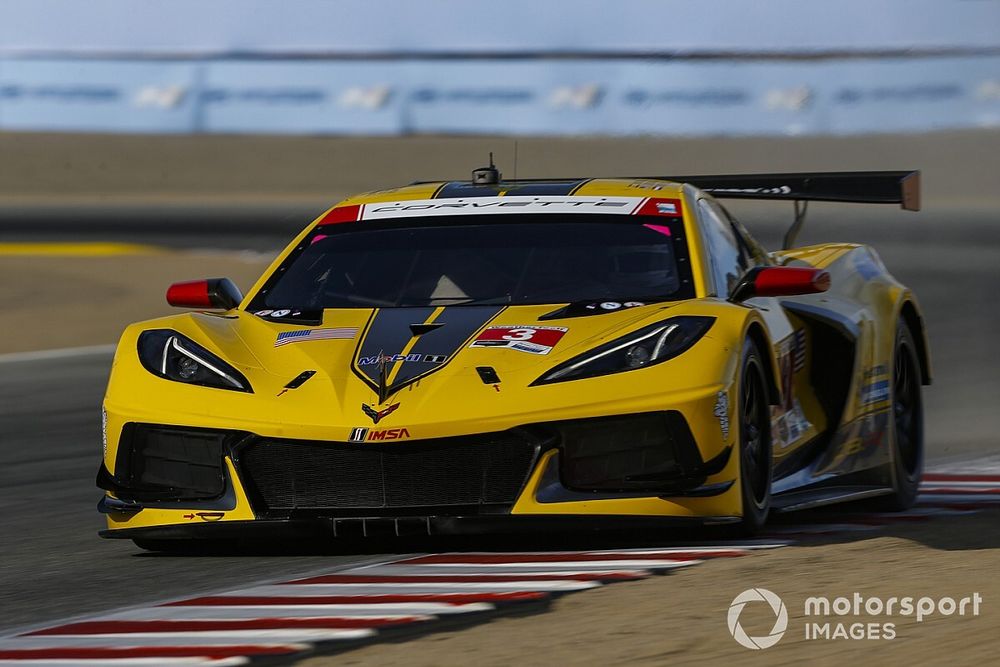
[1,56,999,136]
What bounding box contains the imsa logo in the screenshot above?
[349,427,411,442]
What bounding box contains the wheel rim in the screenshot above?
[894,340,920,477]
[741,359,769,507]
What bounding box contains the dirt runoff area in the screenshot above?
[300,510,1000,667]
[0,252,271,354]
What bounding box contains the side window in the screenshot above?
[717,203,771,267]
[697,198,749,296]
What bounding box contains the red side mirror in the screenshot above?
[166,278,243,310]
[730,267,830,302]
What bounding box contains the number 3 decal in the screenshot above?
[501,328,536,341]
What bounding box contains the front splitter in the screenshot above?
[100,513,740,542]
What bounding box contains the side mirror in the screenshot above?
[729,266,830,303]
[166,278,244,310]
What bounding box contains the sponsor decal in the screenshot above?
[764,85,813,111]
[714,390,730,440]
[255,308,324,324]
[337,85,392,110]
[634,197,684,218]
[100,405,108,457]
[853,252,883,280]
[861,379,890,405]
[275,328,358,347]
[361,196,644,219]
[133,84,187,109]
[793,329,807,373]
[350,426,411,442]
[836,84,961,105]
[625,88,749,107]
[470,325,568,355]
[772,399,813,449]
[582,301,647,312]
[542,300,647,320]
[705,185,793,196]
[358,352,447,366]
[864,364,888,379]
[547,84,603,109]
[627,180,665,191]
[361,402,400,424]
[181,511,225,522]
[768,332,815,448]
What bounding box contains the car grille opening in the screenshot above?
[237,433,539,516]
[557,411,701,492]
[112,424,228,501]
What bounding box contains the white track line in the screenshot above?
[0,344,116,364]
[0,637,312,650]
[383,560,703,570]
[352,563,688,575]
[3,629,373,645]
[90,607,455,621]
[148,602,493,616]
[235,582,599,595]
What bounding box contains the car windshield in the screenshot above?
[251,214,693,309]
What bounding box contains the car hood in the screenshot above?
[122,301,717,433]
[183,302,689,384]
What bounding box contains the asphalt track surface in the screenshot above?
[1,202,998,632]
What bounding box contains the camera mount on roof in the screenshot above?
[472,153,501,185]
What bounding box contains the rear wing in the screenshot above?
[659,170,920,211]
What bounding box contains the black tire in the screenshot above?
[871,318,924,511]
[737,338,772,534]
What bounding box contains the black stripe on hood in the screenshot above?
[352,305,505,400]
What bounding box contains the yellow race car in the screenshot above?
[96,166,930,549]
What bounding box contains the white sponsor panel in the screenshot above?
[361,197,646,219]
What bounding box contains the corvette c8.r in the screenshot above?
[96,168,929,548]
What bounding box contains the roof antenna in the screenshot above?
[513,141,518,181]
[472,152,501,185]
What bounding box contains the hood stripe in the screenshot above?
[353,306,505,400]
[385,306,446,386]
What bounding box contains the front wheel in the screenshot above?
[737,338,772,534]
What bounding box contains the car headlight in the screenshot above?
[137,329,252,392]
[532,316,715,385]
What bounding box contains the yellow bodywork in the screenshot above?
[101,178,928,535]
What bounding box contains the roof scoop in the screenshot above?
[472,152,501,185]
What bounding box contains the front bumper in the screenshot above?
[99,397,743,539]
